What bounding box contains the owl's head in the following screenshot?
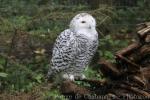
[69,13,96,31]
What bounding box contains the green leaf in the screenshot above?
[0,72,8,77]
[34,74,43,83]
[104,51,114,59]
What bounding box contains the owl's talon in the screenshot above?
[63,74,75,81]
[74,74,86,80]
[69,75,75,81]
[81,74,86,79]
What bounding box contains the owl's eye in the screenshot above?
[81,21,86,23]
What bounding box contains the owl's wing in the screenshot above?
[47,29,75,79]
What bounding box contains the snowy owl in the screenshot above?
[47,13,98,81]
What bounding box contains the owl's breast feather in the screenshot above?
[76,29,98,41]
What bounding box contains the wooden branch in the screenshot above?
[99,59,121,77]
[119,84,150,97]
[115,54,141,70]
[145,34,150,43]
[136,22,149,31]
[141,67,150,80]
[60,80,90,95]
[137,26,150,43]
[137,26,150,38]
[116,42,141,56]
